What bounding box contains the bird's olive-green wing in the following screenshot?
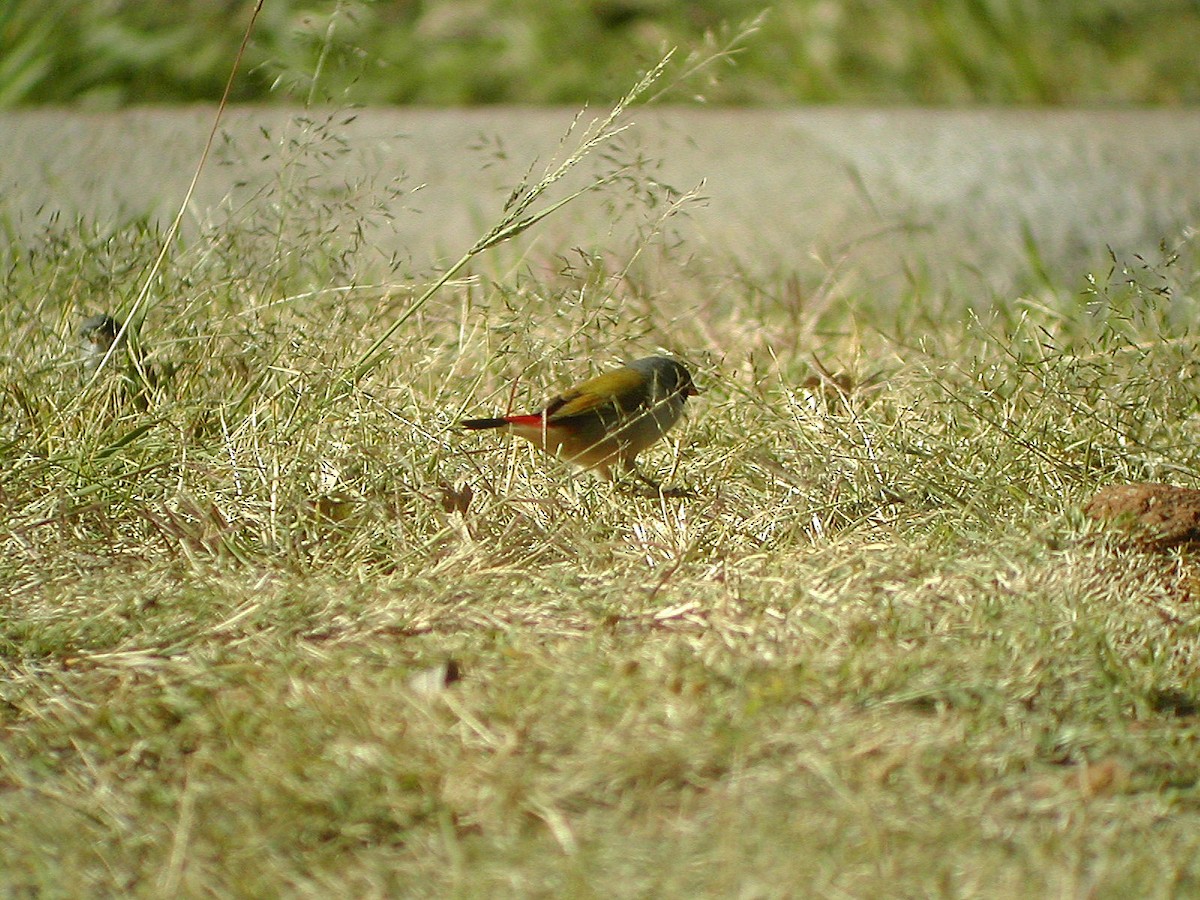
[545,367,645,421]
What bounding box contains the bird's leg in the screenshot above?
[632,467,663,492]
[616,455,658,492]
[622,458,695,498]
[601,461,656,493]
[619,458,696,501]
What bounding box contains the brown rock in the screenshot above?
[1084,483,1200,547]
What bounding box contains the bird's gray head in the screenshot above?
[79,314,125,373]
[629,356,698,401]
[79,314,123,351]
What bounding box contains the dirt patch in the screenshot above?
[1084,483,1200,548]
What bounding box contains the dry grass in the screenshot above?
[3,106,1200,898]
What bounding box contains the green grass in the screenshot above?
[5,0,1200,107]
[4,56,1200,897]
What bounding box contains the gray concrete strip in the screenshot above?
[2,107,1198,297]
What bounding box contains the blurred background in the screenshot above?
[4,0,1200,108]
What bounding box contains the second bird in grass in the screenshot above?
[461,355,699,489]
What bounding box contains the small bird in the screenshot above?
[79,314,124,374]
[462,355,699,489]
